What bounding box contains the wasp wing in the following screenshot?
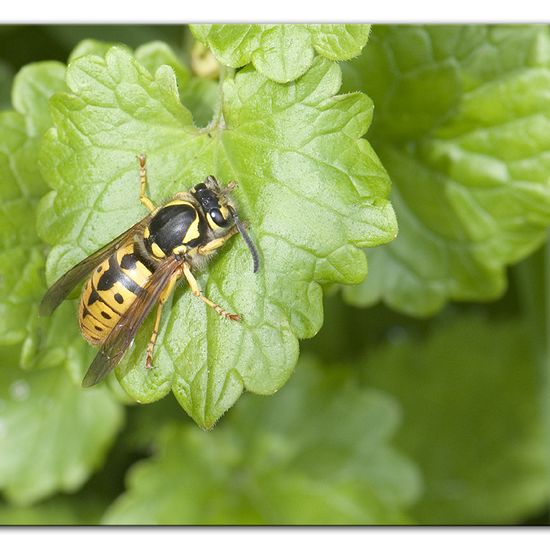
[39,215,153,317]
[81,256,184,387]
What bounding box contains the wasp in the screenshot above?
[40,154,259,387]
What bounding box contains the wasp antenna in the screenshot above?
[232,213,260,273]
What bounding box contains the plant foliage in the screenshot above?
[37,42,395,428]
[342,25,550,316]
[0,24,548,526]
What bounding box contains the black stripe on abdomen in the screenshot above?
[97,254,142,295]
[82,304,112,330]
[86,286,122,315]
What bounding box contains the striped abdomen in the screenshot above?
[79,243,154,345]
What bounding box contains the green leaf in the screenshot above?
[310,25,372,60]
[342,25,550,316]
[103,358,420,524]
[0,493,105,525]
[71,39,217,129]
[0,330,124,505]
[0,62,65,350]
[133,40,218,128]
[135,41,190,90]
[37,46,395,428]
[178,76,218,128]
[364,315,549,524]
[251,26,315,84]
[69,38,131,62]
[191,24,370,83]
[0,497,84,525]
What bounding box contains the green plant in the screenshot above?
[0,24,548,525]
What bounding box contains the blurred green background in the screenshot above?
[0,24,549,525]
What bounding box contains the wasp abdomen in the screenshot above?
[79,243,153,345]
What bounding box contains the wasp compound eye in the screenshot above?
[210,208,228,227]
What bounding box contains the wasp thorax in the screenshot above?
[145,200,206,258]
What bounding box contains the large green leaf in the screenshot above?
[0,62,65,357]
[0,331,124,505]
[342,25,550,316]
[134,41,218,128]
[69,39,218,128]
[103,358,420,524]
[364,315,549,524]
[191,24,371,83]
[37,46,396,428]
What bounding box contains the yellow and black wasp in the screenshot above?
[40,154,259,387]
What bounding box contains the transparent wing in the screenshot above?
[81,256,184,387]
[39,216,152,317]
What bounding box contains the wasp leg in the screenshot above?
[137,153,156,212]
[197,225,239,255]
[182,262,241,321]
[145,267,183,369]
